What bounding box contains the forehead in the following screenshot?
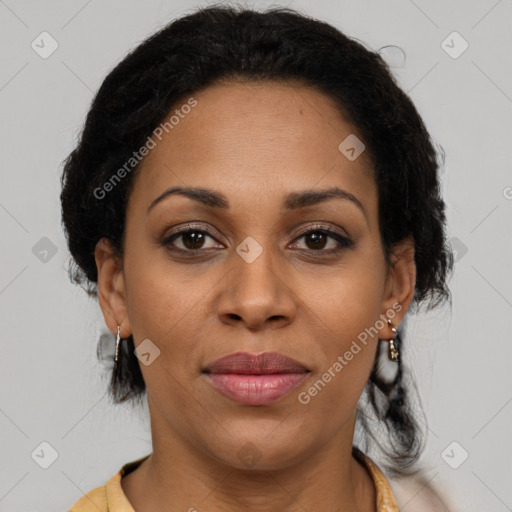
[128,80,376,219]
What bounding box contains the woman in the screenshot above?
[61,5,454,511]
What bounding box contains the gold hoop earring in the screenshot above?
[386,318,400,362]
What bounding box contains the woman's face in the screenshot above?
[96,80,415,469]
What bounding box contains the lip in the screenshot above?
[203,351,309,374]
[202,351,310,405]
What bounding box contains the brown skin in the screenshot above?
[94,80,416,512]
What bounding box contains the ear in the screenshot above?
[94,237,131,338]
[378,235,416,337]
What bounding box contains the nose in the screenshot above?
[216,242,297,330]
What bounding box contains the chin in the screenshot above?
[205,433,309,472]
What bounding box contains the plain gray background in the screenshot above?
[1,0,511,510]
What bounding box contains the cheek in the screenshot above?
[298,260,384,407]
[122,253,178,347]
[123,254,213,378]
[303,252,386,342]
[298,287,380,419]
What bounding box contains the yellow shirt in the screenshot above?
[67,447,399,511]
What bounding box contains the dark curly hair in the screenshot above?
[60,4,454,484]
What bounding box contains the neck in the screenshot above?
[122,410,376,512]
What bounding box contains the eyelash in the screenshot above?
[161,223,353,257]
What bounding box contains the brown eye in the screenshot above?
[304,231,328,250]
[161,223,353,257]
[291,227,353,254]
[163,227,221,253]
[180,230,207,250]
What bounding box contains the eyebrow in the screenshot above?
[146,185,367,218]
